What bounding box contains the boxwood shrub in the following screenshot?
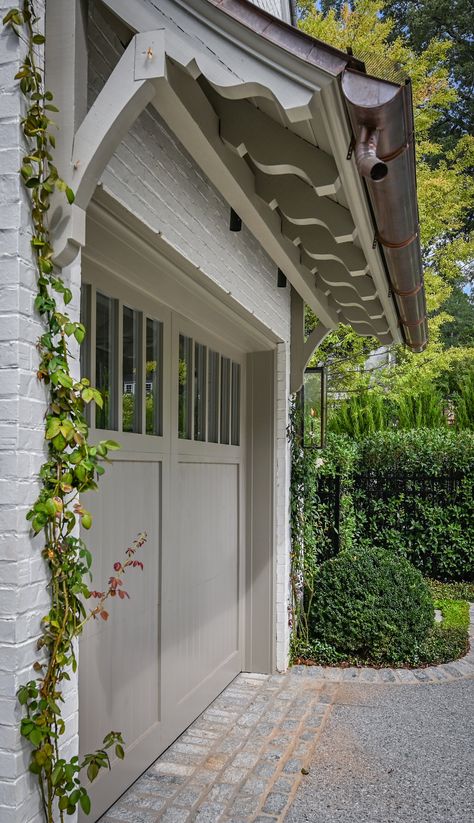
[308,548,434,663]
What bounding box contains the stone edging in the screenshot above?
[290,604,474,685]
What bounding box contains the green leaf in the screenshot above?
[29,727,44,747]
[104,440,121,451]
[81,513,92,530]
[17,687,29,706]
[79,793,91,815]
[66,187,75,205]
[52,432,67,452]
[74,324,86,344]
[86,761,99,783]
[115,744,125,760]
[57,372,73,389]
[63,288,73,305]
[32,33,45,44]
[45,498,56,517]
[45,418,61,439]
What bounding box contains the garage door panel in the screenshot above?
[79,460,161,761]
[163,461,240,705]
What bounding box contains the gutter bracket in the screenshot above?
[346,135,355,161]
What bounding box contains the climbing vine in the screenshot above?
[3,2,144,819]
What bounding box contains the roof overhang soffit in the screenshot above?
[48,0,403,348]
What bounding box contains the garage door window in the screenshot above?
[207,350,220,443]
[178,337,240,446]
[83,286,164,437]
[122,306,140,433]
[146,318,163,437]
[194,342,207,442]
[96,292,118,431]
[179,334,193,440]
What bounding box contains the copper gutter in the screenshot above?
[342,72,427,351]
[204,0,427,352]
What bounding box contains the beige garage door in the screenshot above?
[78,257,245,820]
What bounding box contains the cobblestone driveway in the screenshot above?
[102,607,474,823]
[101,672,333,822]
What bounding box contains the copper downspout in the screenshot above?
[342,73,428,352]
[354,127,388,181]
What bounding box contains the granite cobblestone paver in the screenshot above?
[102,607,474,822]
[102,673,334,822]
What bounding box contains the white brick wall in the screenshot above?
[0,3,80,818]
[89,1,292,672]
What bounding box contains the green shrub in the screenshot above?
[309,548,434,664]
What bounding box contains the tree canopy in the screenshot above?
[297,1,474,405]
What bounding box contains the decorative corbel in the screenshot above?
[290,288,331,393]
[51,30,167,266]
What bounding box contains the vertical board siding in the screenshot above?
[79,460,161,781]
[172,461,239,704]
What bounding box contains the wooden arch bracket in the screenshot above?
[290,288,330,394]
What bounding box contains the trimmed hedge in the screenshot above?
[352,430,474,581]
[296,429,474,582]
[308,548,434,664]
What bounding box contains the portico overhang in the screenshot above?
[47,0,427,392]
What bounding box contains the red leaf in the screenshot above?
[100,610,109,621]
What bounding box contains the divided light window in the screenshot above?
[82,286,163,437]
[178,335,241,446]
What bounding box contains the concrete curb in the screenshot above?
[290,604,474,685]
